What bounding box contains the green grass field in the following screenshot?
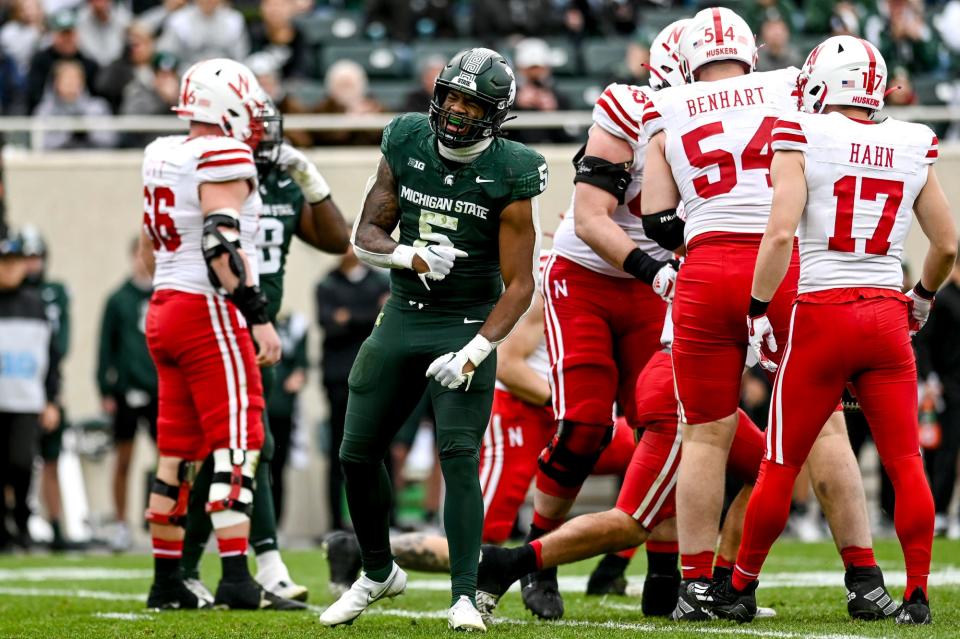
[1,538,959,638]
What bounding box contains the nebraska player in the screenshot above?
[140,58,282,610]
[641,7,893,621]
[708,37,956,625]
[520,21,686,619]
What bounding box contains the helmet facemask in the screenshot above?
[253,101,283,180]
[430,85,506,148]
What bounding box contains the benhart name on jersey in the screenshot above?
[400,184,490,219]
[686,86,767,116]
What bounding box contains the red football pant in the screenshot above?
[735,297,933,597]
[541,253,665,427]
[615,350,765,530]
[672,233,799,425]
[147,290,265,459]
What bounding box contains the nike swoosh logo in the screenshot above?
[464,318,483,324]
[278,178,293,187]
[475,177,494,183]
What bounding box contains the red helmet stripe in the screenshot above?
[712,8,724,45]
[859,38,877,94]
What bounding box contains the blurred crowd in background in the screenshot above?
[0,0,959,147]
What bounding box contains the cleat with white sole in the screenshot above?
[183,577,215,607]
[755,606,777,619]
[448,595,486,632]
[260,577,309,602]
[319,563,407,627]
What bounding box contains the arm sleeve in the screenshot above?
[592,83,643,146]
[96,295,118,396]
[56,285,71,358]
[45,329,62,404]
[771,117,808,152]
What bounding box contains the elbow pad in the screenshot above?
[641,209,685,252]
[202,208,246,290]
[572,146,631,204]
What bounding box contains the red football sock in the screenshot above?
[217,536,248,558]
[532,512,564,533]
[715,555,734,571]
[680,551,714,580]
[152,537,183,559]
[530,539,544,570]
[840,546,877,570]
[646,540,679,554]
[615,547,637,560]
[886,455,934,599]
[733,460,799,590]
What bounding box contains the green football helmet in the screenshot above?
[253,95,283,180]
[429,48,516,148]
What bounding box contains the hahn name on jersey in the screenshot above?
[771,111,938,293]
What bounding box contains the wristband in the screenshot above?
[230,284,270,326]
[748,296,770,318]
[913,281,936,300]
[622,248,666,285]
[462,334,494,368]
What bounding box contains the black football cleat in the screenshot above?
[586,553,629,596]
[475,544,520,623]
[521,567,564,620]
[671,578,716,621]
[845,565,898,620]
[322,530,362,596]
[262,589,309,611]
[642,570,681,616]
[708,576,758,623]
[895,587,932,625]
[147,578,209,610]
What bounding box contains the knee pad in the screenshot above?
[145,461,193,527]
[538,421,614,490]
[207,448,259,529]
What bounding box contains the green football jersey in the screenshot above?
[381,113,547,310]
[257,169,307,322]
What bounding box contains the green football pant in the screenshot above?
[339,299,496,604]
[181,383,278,580]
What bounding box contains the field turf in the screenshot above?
[1,538,958,638]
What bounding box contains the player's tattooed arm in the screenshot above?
[297,197,350,254]
[390,533,450,573]
[353,157,402,255]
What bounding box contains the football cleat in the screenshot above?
[448,595,487,632]
[319,563,407,627]
[671,579,716,621]
[641,571,681,616]
[147,578,210,610]
[708,576,758,623]
[586,553,629,596]
[213,576,307,610]
[475,545,518,623]
[323,530,362,596]
[845,565,898,620]
[755,605,777,619]
[895,587,932,625]
[183,577,215,607]
[262,578,308,603]
[521,567,564,620]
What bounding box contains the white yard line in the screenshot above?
[0,568,151,582]
[92,612,156,621]
[0,586,145,601]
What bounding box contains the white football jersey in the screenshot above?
[553,83,671,277]
[142,135,261,295]
[494,334,550,392]
[771,112,938,294]
[641,68,799,244]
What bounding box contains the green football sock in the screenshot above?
[250,459,279,555]
[181,458,213,580]
[440,453,483,606]
[342,459,394,582]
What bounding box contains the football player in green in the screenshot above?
[319,48,546,632]
[180,100,350,607]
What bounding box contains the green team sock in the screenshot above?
[250,460,279,555]
[342,459,394,582]
[181,458,214,580]
[440,453,483,606]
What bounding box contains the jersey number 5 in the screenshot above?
[829,175,904,256]
[681,116,777,198]
[143,186,180,251]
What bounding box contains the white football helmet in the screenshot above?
[174,58,266,146]
[678,7,757,83]
[797,36,887,117]
[647,19,691,90]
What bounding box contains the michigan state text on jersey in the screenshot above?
[321,48,545,632]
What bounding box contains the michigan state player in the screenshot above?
[319,48,545,632]
[180,100,350,606]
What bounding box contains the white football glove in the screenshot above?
[746,314,778,372]
[426,335,493,391]
[277,143,331,203]
[393,233,468,290]
[651,262,678,303]
[906,288,933,336]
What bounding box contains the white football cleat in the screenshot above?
[755,606,777,619]
[263,578,308,602]
[319,563,407,627]
[183,577,216,607]
[448,595,486,632]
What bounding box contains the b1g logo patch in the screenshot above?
[408,157,425,171]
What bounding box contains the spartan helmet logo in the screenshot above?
[444,175,454,186]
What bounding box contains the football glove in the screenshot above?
[277,143,331,204]
[426,335,493,391]
[394,233,468,290]
[906,287,933,336]
[746,313,778,373]
[651,262,678,303]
